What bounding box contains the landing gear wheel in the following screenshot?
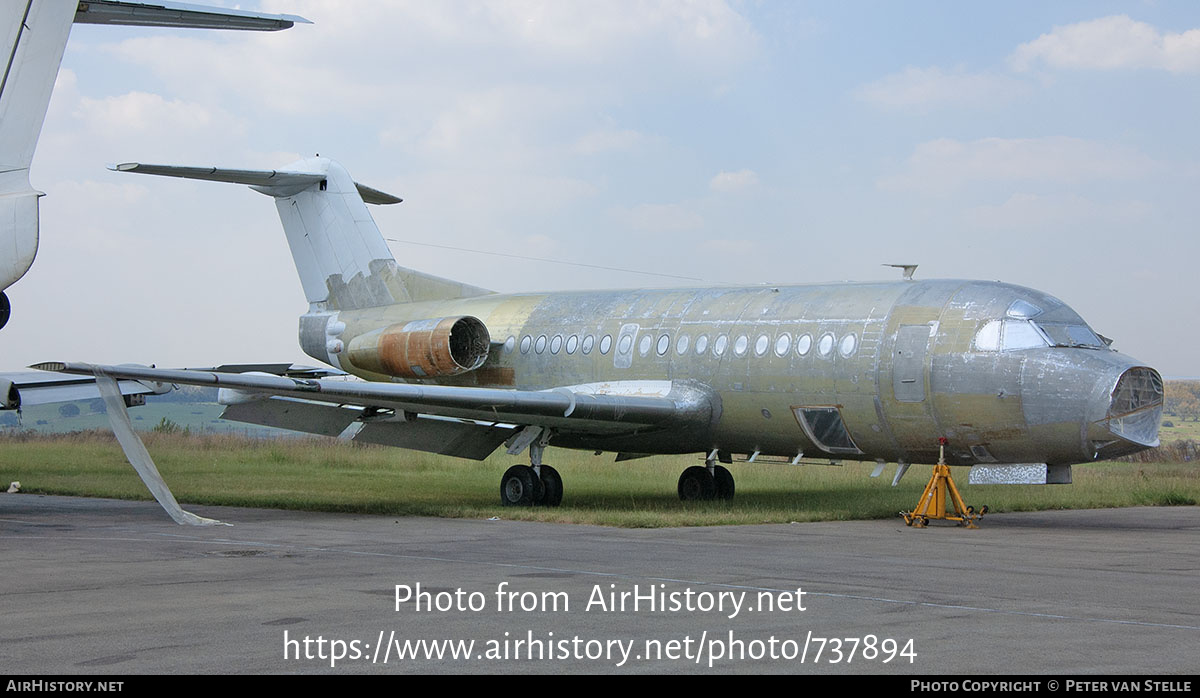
[538,465,563,507]
[713,465,735,501]
[501,465,537,506]
[0,292,9,331]
[677,466,716,501]
[531,468,546,504]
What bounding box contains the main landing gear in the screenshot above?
[677,452,735,501]
[900,438,987,529]
[499,439,562,507]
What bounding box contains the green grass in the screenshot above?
[1160,418,1200,442]
[1,432,1196,527]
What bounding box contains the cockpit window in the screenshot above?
[1035,323,1105,349]
[974,319,1049,352]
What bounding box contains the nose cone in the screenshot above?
[1089,365,1164,458]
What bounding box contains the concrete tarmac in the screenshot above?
[1,494,1197,674]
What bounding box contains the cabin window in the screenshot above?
[657,334,670,356]
[618,335,632,354]
[550,335,563,354]
[734,335,749,356]
[520,335,532,354]
[714,335,728,356]
[639,335,652,356]
[695,335,709,355]
[504,336,515,353]
[839,334,857,357]
[755,335,769,356]
[775,333,790,356]
[582,335,594,354]
[566,335,578,354]
[817,333,834,356]
[600,335,612,354]
[676,334,690,355]
[535,335,547,354]
[796,333,812,356]
[794,406,863,455]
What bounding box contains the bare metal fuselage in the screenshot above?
[316,278,1161,468]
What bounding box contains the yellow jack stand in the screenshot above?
[900,439,987,529]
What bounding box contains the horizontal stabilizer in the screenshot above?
[110,162,402,205]
[74,1,310,31]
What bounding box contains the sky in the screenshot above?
[4,1,1199,376]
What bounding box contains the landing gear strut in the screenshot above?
[677,452,735,501]
[900,438,987,529]
[499,437,563,507]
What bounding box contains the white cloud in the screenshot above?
[963,192,1152,229]
[700,238,757,256]
[105,1,759,114]
[879,136,1157,195]
[572,127,644,155]
[613,203,704,232]
[709,169,758,193]
[1011,15,1200,73]
[855,66,1029,110]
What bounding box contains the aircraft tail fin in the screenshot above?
[110,158,492,312]
[0,1,75,291]
[0,0,311,297]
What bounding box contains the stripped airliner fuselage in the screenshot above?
[309,278,1161,470]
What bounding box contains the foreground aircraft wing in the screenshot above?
[0,370,170,409]
[32,362,717,439]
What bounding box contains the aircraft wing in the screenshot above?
[31,362,718,440]
[0,370,170,410]
[73,2,310,30]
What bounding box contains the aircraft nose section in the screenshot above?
[1089,365,1164,457]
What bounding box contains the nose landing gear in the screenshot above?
[900,438,987,529]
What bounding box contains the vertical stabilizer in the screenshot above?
[263,157,491,311]
[0,0,75,292]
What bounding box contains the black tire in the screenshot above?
[713,465,735,501]
[539,465,563,507]
[0,292,9,331]
[677,466,716,501]
[500,465,537,506]
[531,468,546,504]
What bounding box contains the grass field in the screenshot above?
[1,431,1195,527]
[1160,418,1200,442]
